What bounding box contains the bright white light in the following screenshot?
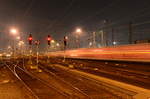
[51,40,55,43]
[76,28,82,35]
[89,42,92,46]
[56,43,60,47]
[10,28,18,35]
[76,28,81,32]
[113,41,117,45]
[65,36,68,40]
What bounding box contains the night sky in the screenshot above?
[0,0,150,51]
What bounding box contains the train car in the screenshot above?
[48,44,150,62]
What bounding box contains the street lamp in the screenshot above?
[76,28,82,34]
[10,28,18,57]
[75,28,82,48]
[10,28,18,35]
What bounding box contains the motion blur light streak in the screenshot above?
[49,44,150,61]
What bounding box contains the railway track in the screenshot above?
[46,58,150,89]
[39,63,131,99]
[5,62,69,99]
[7,60,91,99]
[37,65,90,99]
[76,64,150,84]
[3,58,148,99]
[0,63,36,99]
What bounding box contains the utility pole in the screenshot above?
[129,22,133,44]
[93,32,96,48]
[103,19,108,46]
[35,40,40,67]
[47,35,52,63]
[13,40,15,59]
[28,34,33,64]
[76,35,80,48]
[63,36,68,62]
[100,30,106,47]
[112,28,114,46]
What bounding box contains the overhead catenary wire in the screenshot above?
[42,0,119,37]
[41,0,75,34]
[22,0,35,19]
[75,1,150,32]
[77,0,120,24]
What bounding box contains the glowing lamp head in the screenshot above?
[76,28,81,33]
[10,28,18,35]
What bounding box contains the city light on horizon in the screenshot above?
[56,43,60,47]
[51,40,55,43]
[18,41,25,47]
[16,36,20,40]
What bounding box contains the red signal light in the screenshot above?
[64,36,68,47]
[47,35,51,41]
[47,35,51,45]
[28,34,33,45]
[47,37,51,41]
[28,37,33,41]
